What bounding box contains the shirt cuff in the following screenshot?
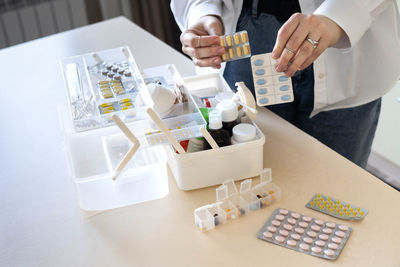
[313,0,372,48]
[187,1,222,29]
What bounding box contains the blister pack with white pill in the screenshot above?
[257,208,352,260]
[306,193,368,221]
[220,31,251,62]
[251,53,294,106]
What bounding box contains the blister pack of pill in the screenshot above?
[257,208,352,260]
[251,53,294,106]
[306,193,368,221]
[220,31,251,62]
[98,98,135,115]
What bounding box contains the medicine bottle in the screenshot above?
[203,110,231,150]
[231,123,257,144]
[216,100,238,136]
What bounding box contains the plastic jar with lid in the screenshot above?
[216,99,238,136]
[231,123,257,144]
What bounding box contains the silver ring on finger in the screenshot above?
[285,46,296,54]
[197,36,201,48]
[306,38,319,49]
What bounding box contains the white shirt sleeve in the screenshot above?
[170,0,223,31]
[313,0,387,48]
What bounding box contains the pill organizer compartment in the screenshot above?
[167,73,264,190]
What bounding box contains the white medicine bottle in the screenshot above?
[231,123,257,144]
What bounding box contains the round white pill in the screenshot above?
[283,224,293,231]
[267,226,277,233]
[291,233,301,240]
[332,237,342,244]
[279,209,289,215]
[315,240,326,247]
[312,246,322,254]
[272,220,281,227]
[279,229,289,237]
[311,225,321,232]
[287,218,296,225]
[275,214,285,221]
[307,231,317,238]
[287,240,297,247]
[300,243,310,251]
[299,222,308,228]
[319,234,329,241]
[339,225,349,232]
[302,216,312,222]
[322,228,333,234]
[324,249,335,257]
[295,228,304,235]
[263,231,273,239]
[328,243,339,250]
[303,237,313,244]
[275,235,285,243]
[291,212,300,219]
[326,222,336,228]
[335,231,345,238]
[314,220,324,226]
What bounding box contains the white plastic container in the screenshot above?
[168,73,265,190]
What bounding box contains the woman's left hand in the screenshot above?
[272,13,344,77]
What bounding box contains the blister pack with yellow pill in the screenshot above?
[220,31,251,62]
[306,193,368,220]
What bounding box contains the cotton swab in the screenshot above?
[200,126,219,149]
[146,108,186,154]
[111,115,141,181]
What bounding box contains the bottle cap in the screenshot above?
[216,99,238,122]
[232,123,256,143]
[208,110,223,130]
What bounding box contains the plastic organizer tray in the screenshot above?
[194,169,281,232]
[168,73,265,190]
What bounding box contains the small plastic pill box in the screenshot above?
[257,208,352,260]
[220,30,251,62]
[194,169,281,232]
[251,53,294,106]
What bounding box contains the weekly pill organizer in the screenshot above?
[251,52,294,106]
[257,208,352,260]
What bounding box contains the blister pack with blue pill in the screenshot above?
[251,53,294,106]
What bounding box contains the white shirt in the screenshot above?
[171,0,400,116]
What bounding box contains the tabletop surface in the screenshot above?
[1,17,399,267]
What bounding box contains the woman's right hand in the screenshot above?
[180,15,225,69]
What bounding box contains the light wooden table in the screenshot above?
[1,17,399,267]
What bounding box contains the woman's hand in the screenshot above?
[272,13,344,77]
[180,15,225,69]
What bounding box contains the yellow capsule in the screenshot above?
[344,208,347,212]
[333,204,337,209]
[103,110,111,114]
[329,200,333,205]
[226,209,231,212]
[329,208,333,213]
[269,191,274,195]
[350,207,353,212]
[327,197,331,201]
[310,201,314,206]
[122,102,132,107]
[353,212,357,216]
[346,204,350,208]
[319,205,324,209]
[236,46,243,57]
[337,200,340,204]
[98,80,109,85]
[226,35,232,46]
[234,33,240,44]
[360,211,364,216]
[121,106,128,110]
[219,38,225,47]
[243,45,251,55]
[241,31,248,42]
[314,198,319,202]
[323,201,327,205]
[339,204,343,209]
[104,106,114,111]
[357,207,360,211]
[103,92,113,98]
[100,103,111,108]
[336,209,340,213]
[346,212,350,216]
[229,48,234,59]
[317,194,321,197]
[177,126,181,129]
[339,212,343,216]
[222,53,228,61]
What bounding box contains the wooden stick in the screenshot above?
[146,108,186,154]
[200,126,219,149]
[111,115,141,181]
